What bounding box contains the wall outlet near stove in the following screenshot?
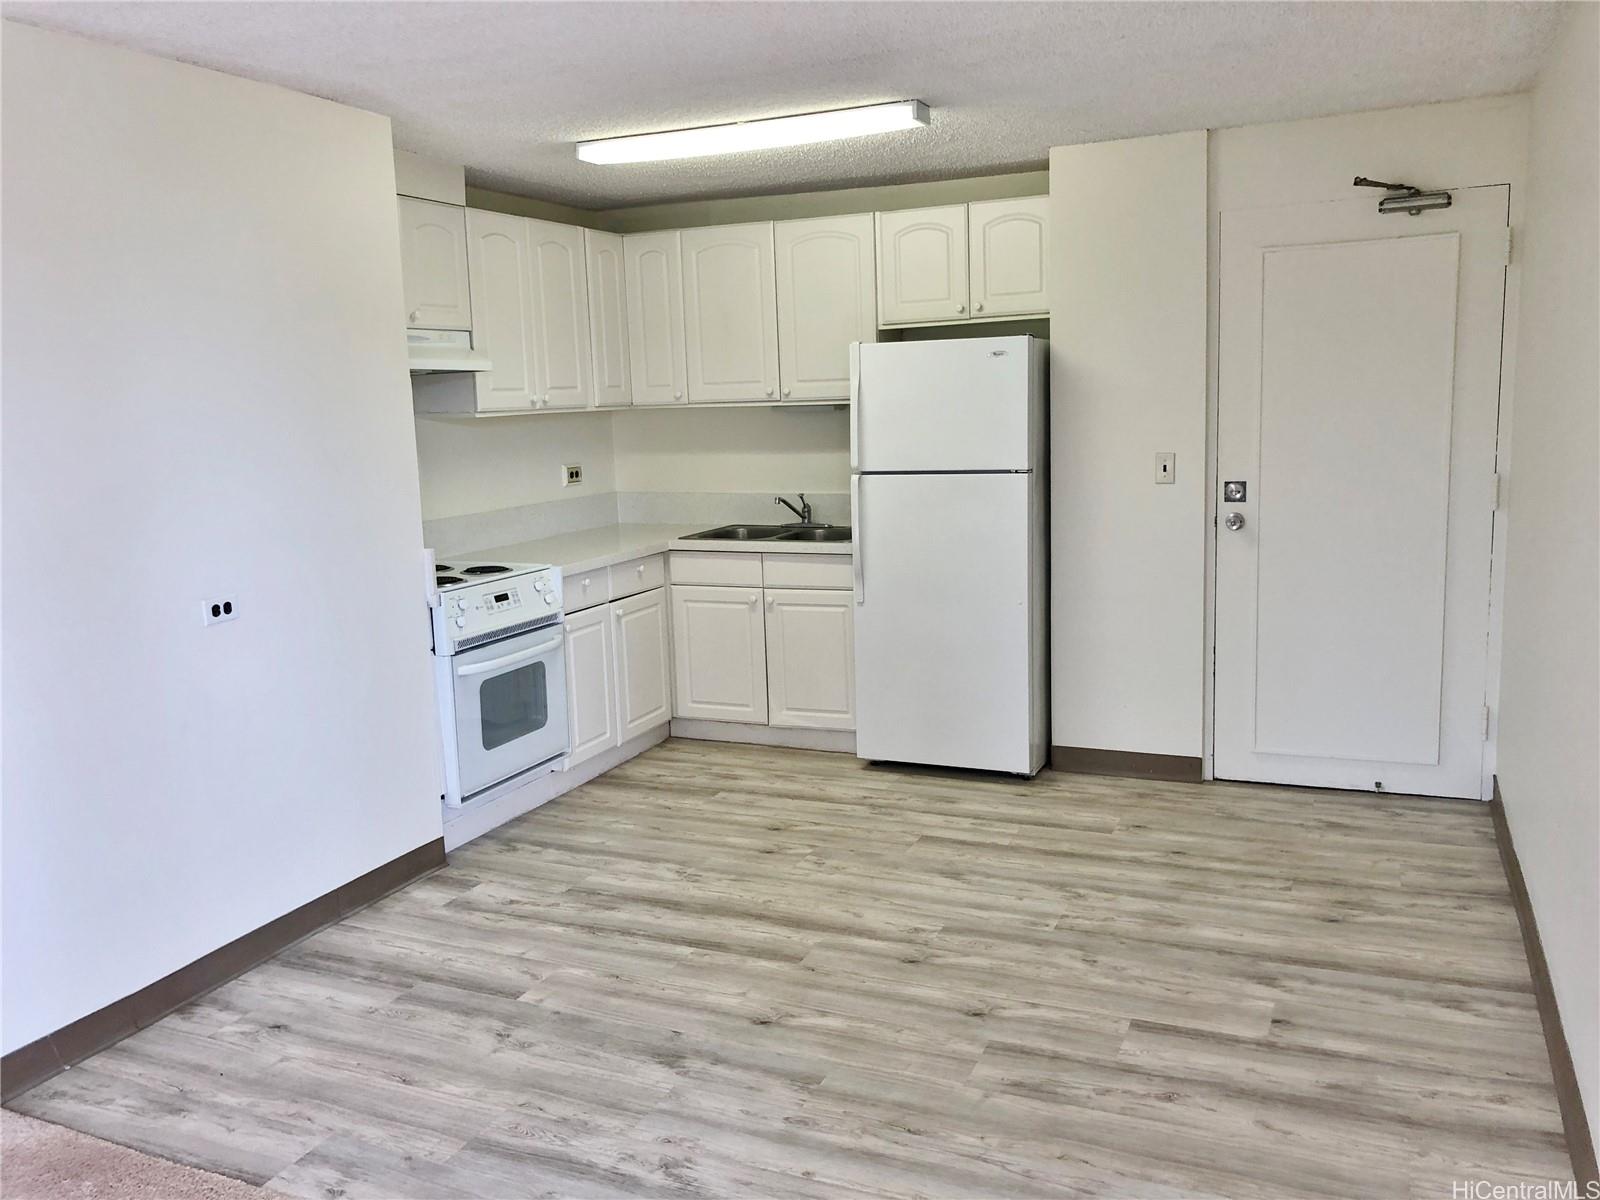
[563,463,583,487]
[203,598,238,625]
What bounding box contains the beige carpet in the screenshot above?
[1,1109,271,1200]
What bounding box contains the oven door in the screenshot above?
[449,623,570,799]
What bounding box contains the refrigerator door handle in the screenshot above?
[848,342,861,470]
[851,474,864,605]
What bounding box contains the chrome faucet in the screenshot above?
[774,493,813,524]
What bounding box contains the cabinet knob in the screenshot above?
[408,309,419,324]
[782,388,791,397]
[956,304,966,314]
[765,388,774,397]
[637,564,646,575]
[582,577,591,588]
[975,303,985,313]
[747,595,758,608]
[766,596,775,611]
[674,391,682,400]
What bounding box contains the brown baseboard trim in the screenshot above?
[1,837,444,1105]
[1051,745,1204,783]
[1491,781,1598,1186]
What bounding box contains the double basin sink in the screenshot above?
[684,523,852,544]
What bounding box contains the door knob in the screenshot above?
[1224,512,1246,532]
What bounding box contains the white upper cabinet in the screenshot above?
[464,208,536,411]
[525,219,593,410]
[969,197,1048,318]
[585,229,632,408]
[681,223,780,403]
[398,197,472,330]
[624,231,688,406]
[775,215,877,401]
[876,205,969,325]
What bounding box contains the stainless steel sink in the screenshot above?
[772,526,853,542]
[681,524,790,541]
[682,523,852,543]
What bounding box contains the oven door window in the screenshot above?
[477,660,549,751]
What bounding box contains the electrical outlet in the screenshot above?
[203,598,238,626]
[563,464,583,487]
[1154,452,1176,484]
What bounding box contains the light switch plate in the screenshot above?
[1154,452,1176,484]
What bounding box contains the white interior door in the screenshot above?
[1214,187,1508,799]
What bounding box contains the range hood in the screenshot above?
[408,328,491,374]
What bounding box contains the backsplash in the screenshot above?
[423,490,849,557]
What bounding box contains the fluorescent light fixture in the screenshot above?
[576,101,930,165]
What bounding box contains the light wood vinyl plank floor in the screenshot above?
[10,739,1574,1198]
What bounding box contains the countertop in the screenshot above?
[460,522,853,575]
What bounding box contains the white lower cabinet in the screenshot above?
[668,554,855,732]
[763,588,855,730]
[671,584,769,723]
[563,604,619,766]
[565,583,670,769]
[611,588,672,738]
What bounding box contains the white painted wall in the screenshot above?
[611,407,850,494]
[1496,3,1599,1150]
[1048,131,1210,757]
[1046,98,1532,763]
[414,413,616,520]
[0,23,445,1053]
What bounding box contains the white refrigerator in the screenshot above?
[850,335,1048,775]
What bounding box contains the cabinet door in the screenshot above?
[563,604,619,767]
[398,198,472,330]
[775,215,877,401]
[585,229,632,408]
[670,584,767,723]
[624,231,688,406]
[612,587,671,739]
[969,197,1048,318]
[764,588,855,730]
[681,223,780,403]
[876,205,968,325]
[465,208,536,410]
[526,219,593,410]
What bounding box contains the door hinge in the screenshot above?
[1502,226,1514,266]
[1490,472,1503,511]
[1482,704,1493,741]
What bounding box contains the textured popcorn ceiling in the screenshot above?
[2,1,1562,209]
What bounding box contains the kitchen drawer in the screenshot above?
[668,551,764,588]
[609,554,665,601]
[562,568,612,613]
[762,553,853,590]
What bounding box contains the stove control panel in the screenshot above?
[433,565,562,651]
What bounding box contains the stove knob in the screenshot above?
[545,594,556,607]
[453,616,466,628]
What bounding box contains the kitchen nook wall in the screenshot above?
[1495,1,1599,1153]
[1,23,444,1054]
[1046,95,1531,767]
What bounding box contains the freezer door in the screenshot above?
[853,472,1037,773]
[853,336,1037,472]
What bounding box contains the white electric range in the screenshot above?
[431,559,568,807]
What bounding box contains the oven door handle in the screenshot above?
[455,635,563,678]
